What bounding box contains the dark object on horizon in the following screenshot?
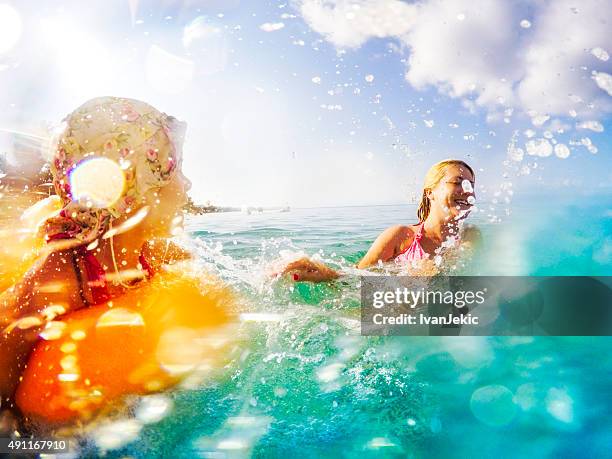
[183,196,239,214]
[183,196,219,214]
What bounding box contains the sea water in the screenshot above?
[106,199,611,458]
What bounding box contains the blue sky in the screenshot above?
[0,0,610,208]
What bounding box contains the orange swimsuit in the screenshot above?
[14,247,235,424]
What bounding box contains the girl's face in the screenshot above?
[142,172,192,237]
[429,164,475,221]
[168,171,192,210]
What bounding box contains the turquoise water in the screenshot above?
[98,201,611,458]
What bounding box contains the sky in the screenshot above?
[0,0,611,208]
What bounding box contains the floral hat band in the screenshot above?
[46,96,186,242]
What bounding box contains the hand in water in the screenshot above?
[279,257,340,282]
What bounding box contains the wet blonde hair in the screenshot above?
[417,159,475,222]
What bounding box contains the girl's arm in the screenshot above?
[277,226,408,282]
[0,264,45,401]
[0,250,81,401]
[356,225,407,269]
[281,257,341,282]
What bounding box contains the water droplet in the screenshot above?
[259,22,285,32]
[531,114,550,126]
[592,71,612,96]
[577,120,604,132]
[316,363,345,382]
[590,47,609,61]
[525,138,553,157]
[60,341,77,353]
[554,143,570,159]
[470,385,517,426]
[39,321,67,340]
[71,330,86,340]
[58,372,79,382]
[92,419,143,451]
[13,316,43,330]
[545,388,574,423]
[136,395,172,424]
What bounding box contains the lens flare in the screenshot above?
[69,157,125,208]
[96,308,145,328]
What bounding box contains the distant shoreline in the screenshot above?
[184,200,291,215]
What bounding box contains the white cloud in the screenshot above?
[297,0,417,48]
[296,0,612,122]
[404,0,521,111]
[517,0,612,119]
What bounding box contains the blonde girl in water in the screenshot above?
[0,97,235,427]
[280,159,481,282]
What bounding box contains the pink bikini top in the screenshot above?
[395,223,428,265]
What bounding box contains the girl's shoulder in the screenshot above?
[384,223,420,237]
[387,223,420,254]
